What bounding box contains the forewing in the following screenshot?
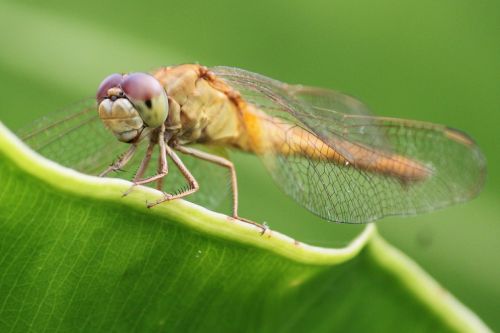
[18,98,122,174]
[17,98,229,210]
[285,85,392,153]
[212,66,486,223]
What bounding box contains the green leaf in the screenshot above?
[0,123,490,332]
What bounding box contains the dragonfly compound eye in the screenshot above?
[121,72,169,128]
[96,73,123,104]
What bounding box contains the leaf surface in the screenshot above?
[0,123,490,332]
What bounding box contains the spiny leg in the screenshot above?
[131,123,168,186]
[122,140,156,196]
[174,145,268,233]
[156,152,165,191]
[99,143,138,177]
[173,145,238,216]
[123,123,169,197]
[134,141,156,181]
[147,145,199,208]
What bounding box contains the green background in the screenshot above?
[0,0,498,330]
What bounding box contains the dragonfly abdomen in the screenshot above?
[240,106,430,183]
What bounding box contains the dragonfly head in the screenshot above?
[96,72,169,142]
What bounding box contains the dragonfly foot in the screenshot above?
[233,216,269,235]
[99,166,127,177]
[147,193,174,208]
[122,183,138,197]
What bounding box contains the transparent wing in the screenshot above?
[17,98,229,210]
[18,98,122,174]
[287,84,373,116]
[212,66,487,223]
[285,84,392,153]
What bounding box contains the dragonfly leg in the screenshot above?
[156,151,165,191]
[122,140,158,196]
[173,145,268,234]
[146,144,199,208]
[133,140,156,181]
[124,124,169,196]
[99,143,138,177]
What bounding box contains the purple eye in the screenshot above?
[121,72,163,102]
[121,72,168,128]
[96,73,123,103]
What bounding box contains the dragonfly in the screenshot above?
[20,64,486,228]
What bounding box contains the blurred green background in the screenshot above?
[0,0,498,330]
